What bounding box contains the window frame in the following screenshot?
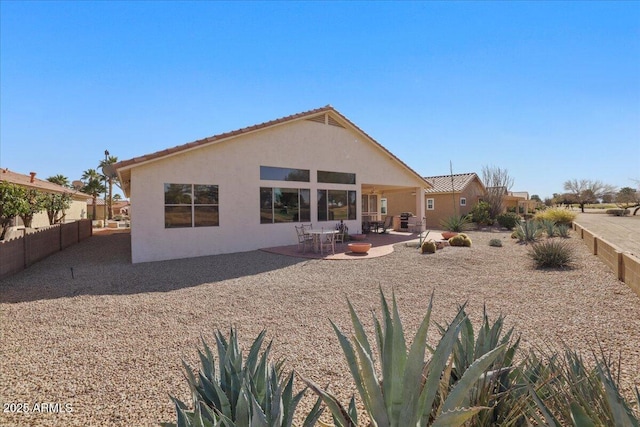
[260,187,310,224]
[460,197,466,207]
[426,198,435,210]
[164,183,219,228]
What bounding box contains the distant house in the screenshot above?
[90,199,131,221]
[386,172,487,229]
[502,190,537,214]
[0,168,90,235]
[114,106,432,263]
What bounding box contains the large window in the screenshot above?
[260,166,310,182]
[317,170,356,184]
[165,184,219,228]
[318,190,356,221]
[260,187,310,223]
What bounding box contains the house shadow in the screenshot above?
[0,231,308,304]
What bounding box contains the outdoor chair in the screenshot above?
[295,225,314,253]
[379,215,393,233]
[320,228,336,255]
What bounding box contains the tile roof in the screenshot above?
[113,105,432,195]
[423,172,481,194]
[0,168,91,199]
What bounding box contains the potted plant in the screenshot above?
[440,214,472,239]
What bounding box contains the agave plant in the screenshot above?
[168,328,323,427]
[440,214,473,232]
[441,306,527,426]
[303,290,507,427]
[514,220,542,244]
[521,347,640,426]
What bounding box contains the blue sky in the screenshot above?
[1,1,638,199]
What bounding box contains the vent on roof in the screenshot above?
[307,114,326,124]
[327,116,344,128]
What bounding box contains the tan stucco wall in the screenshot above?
[387,180,485,229]
[129,119,426,263]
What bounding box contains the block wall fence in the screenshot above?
[573,222,640,297]
[0,220,92,280]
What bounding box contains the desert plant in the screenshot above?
[469,201,492,226]
[523,347,640,426]
[534,208,577,225]
[514,220,542,244]
[541,219,557,238]
[442,306,526,426]
[496,212,521,230]
[557,224,571,238]
[489,238,503,247]
[303,291,507,427]
[421,240,437,254]
[170,328,322,427]
[440,214,473,232]
[449,233,472,247]
[528,240,575,268]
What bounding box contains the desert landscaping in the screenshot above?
[1,225,639,426]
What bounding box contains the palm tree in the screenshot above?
[47,174,71,188]
[81,169,105,220]
[99,155,119,220]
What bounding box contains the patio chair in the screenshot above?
[320,229,336,255]
[295,225,314,253]
[379,215,393,234]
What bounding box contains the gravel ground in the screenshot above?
[1,230,639,426]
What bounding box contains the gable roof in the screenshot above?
[1,168,91,200]
[114,105,432,196]
[423,172,485,194]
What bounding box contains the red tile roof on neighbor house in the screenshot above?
[0,168,91,199]
[113,105,432,196]
[424,172,485,194]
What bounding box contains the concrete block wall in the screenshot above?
[574,221,640,298]
[596,238,624,281]
[622,253,640,296]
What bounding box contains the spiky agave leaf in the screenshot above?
[300,377,357,427]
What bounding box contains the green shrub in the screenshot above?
[606,208,629,216]
[529,240,575,268]
[469,201,492,225]
[489,238,503,247]
[514,220,543,243]
[497,212,521,229]
[534,207,577,225]
[421,240,436,254]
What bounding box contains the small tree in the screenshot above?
[43,192,72,225]
[0,182,25,240]
[18,188,47,228]
[563,179,617,212]
[616,187,639,209]
[482,165,515,219]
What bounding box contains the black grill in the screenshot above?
[400,212,413,229]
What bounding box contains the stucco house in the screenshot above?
[384,172,487,229]
[0,168,90,235]
[114,106,433,263]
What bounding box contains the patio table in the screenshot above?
[306,229,339,254]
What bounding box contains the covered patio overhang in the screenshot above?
[360,183,428,232]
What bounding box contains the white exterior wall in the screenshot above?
[129,120,425,263]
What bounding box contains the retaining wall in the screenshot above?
[573,221,640,297]
[0,220,92,280]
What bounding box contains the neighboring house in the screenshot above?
[0,168,90,232]
[90,199,131,221]
[503,191,537,214]
[386,172,487,229]
[114,106,432,263]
